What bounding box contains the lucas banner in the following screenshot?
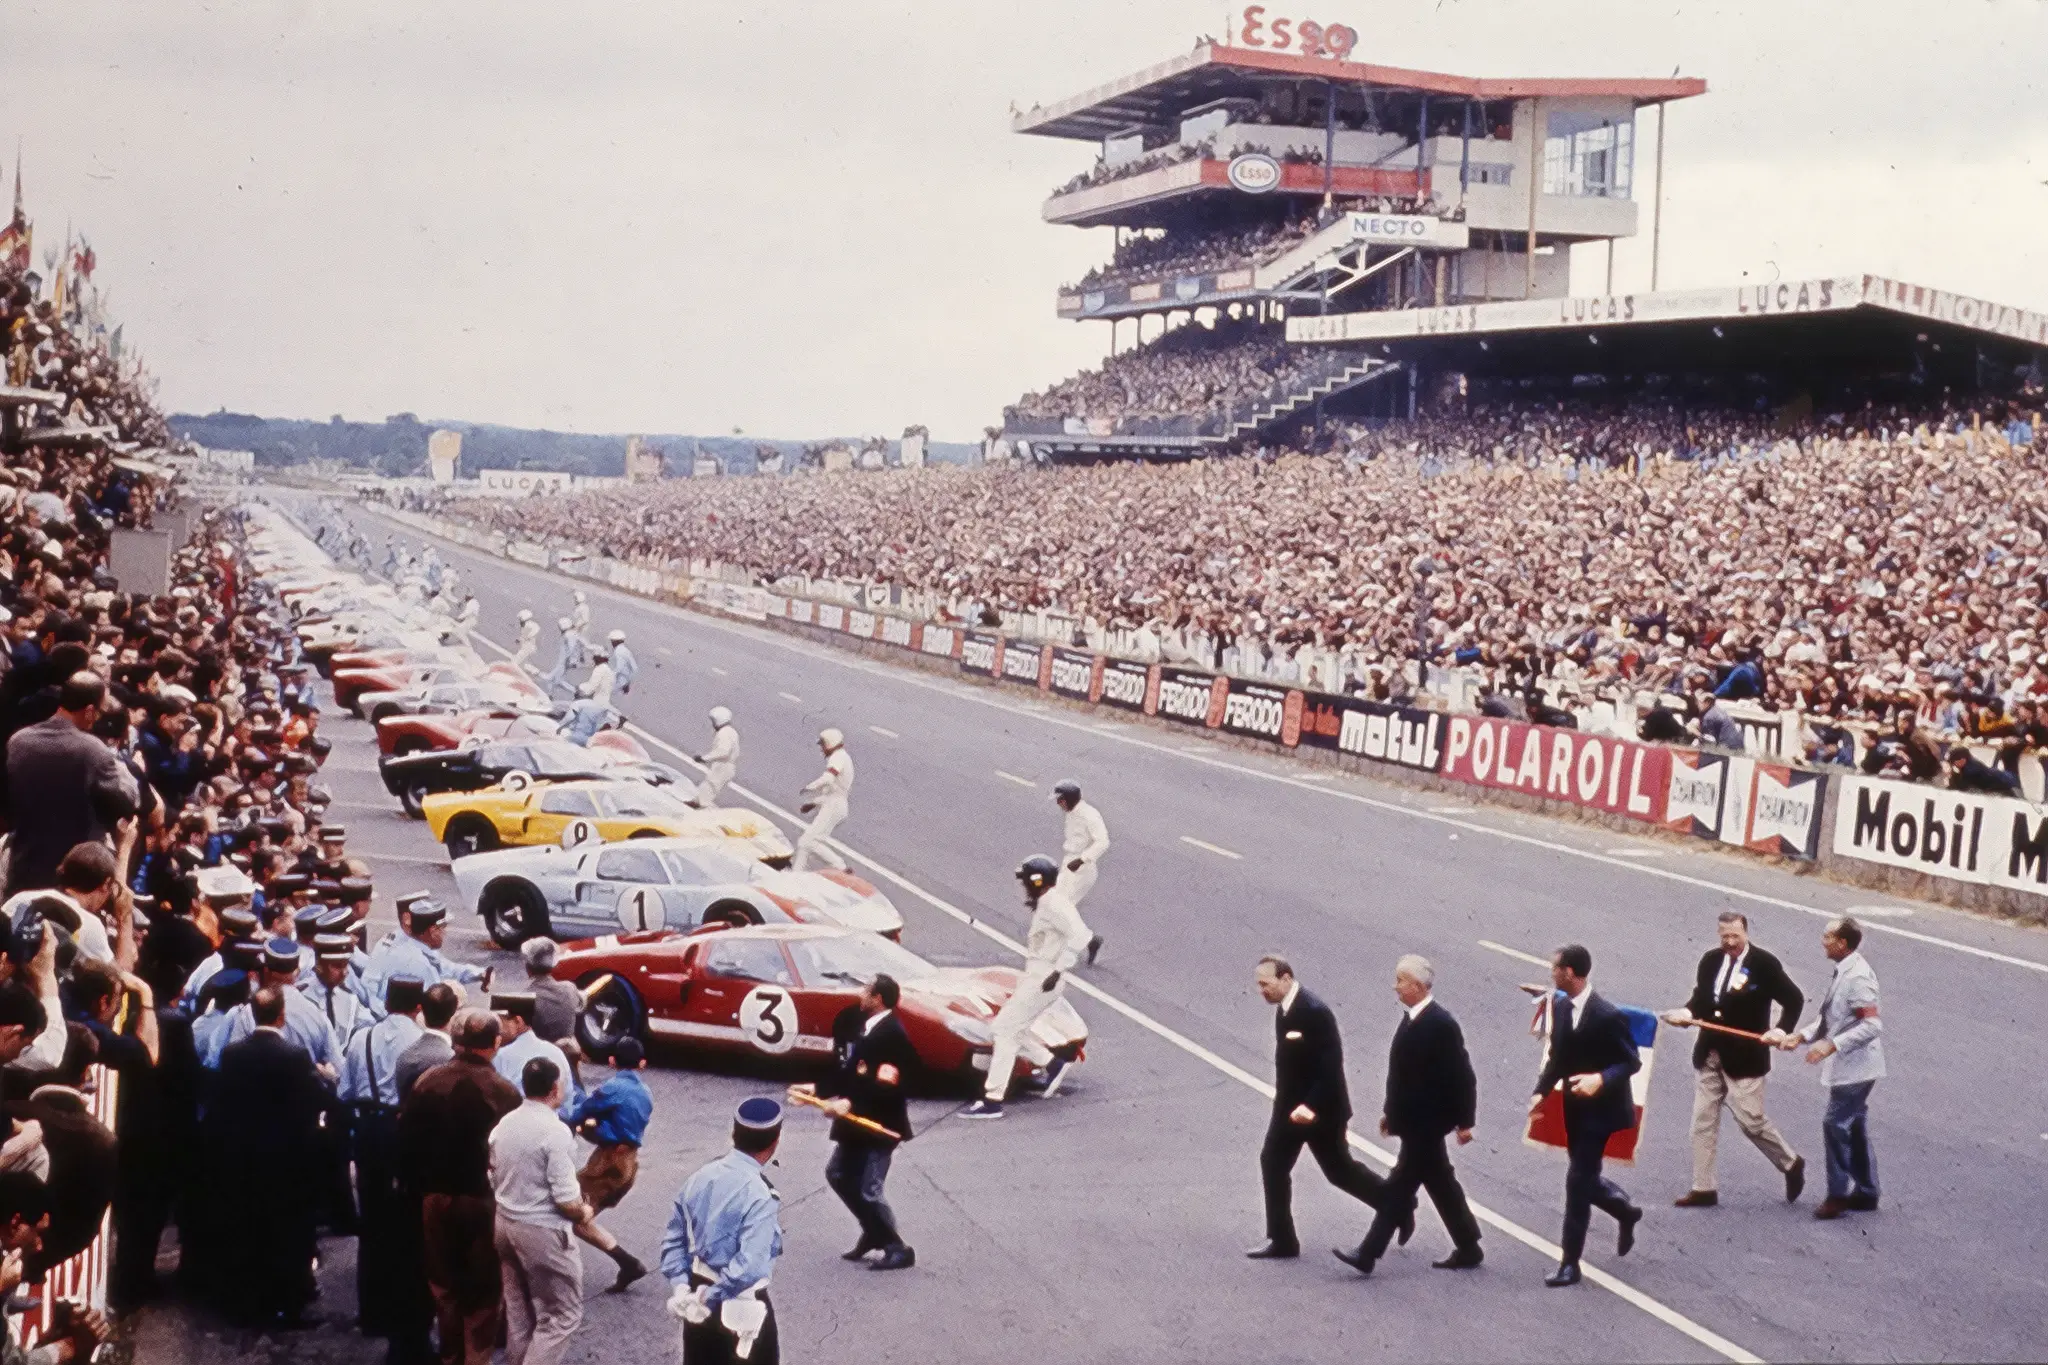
[1832,776,2048,895]
[1442,717,1669,823]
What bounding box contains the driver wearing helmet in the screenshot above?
[794,729,854,872]
[510,608,541,670]
[694,707,740,808]
[962,856,1094,1120]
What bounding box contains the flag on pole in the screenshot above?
[1522,990,1658,1163]
[0,153,28,273]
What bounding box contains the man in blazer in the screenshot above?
[1247,955,1391,1259]
[1336,955,1482,1275]
[1529,944,1643,1287]
[794,973,918,1271]
[1663,911,1805,1206]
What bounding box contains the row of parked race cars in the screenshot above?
[268,507,1086,1090]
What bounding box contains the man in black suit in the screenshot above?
[1528,944,1643,1287]
[206,985,327,1326]
[1336,954,1482,1275]
[793,973,918,1271]
[1664,911,1806,1207]
[1247,955,1390,1259]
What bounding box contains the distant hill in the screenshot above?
[167,411,979,476]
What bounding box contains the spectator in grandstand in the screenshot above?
[1945,746,2021,795]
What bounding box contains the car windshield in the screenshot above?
[595,786,691,819]
[785,935,933,989]
[661,848,756,884]
[527,743,600,777]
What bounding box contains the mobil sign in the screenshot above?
[1442,717,1669,823]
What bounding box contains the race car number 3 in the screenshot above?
[739,985,797,1054]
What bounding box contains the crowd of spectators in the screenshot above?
[5,263,169,454]
[439,386,2048,788]
[1006,322,1327,427]
[1071,195,1456,293]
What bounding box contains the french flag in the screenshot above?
[1523,993,1658,1164]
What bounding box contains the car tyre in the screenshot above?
[704,899,761,929]
[444,816,498,860]
[577,975,646,1059]
[481,879,550,950]
[399,782,433,820]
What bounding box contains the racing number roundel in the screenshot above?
[616,887,661,933]
[738,985,797,1055]
[559,819,598,849]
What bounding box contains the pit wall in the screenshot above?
[375,508,2048,925]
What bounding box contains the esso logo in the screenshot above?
[559,819,599,849]
[739,984,797,1055]
[1227,153,1282,194]
[616,886,662,933]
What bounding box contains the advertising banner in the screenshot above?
[1219,679,1297,745]
[1048,648,1102,702]
[1663,750,1729,839]
[816,603,845,632]
[878,616,914,648]
[846,609,877,639]
[1001,639,1047,689]
[1293,691,1446,773]
[1741,763,1827,860]
[1442,717,1669,822]
[1154,666,1229,728]
[919,624,958,659]
[1099,658,1152,712]
[1832,776,2048,894]
[959,630,1001,677]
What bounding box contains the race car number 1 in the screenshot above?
[739,985,797,1055]
[616,887,661,933]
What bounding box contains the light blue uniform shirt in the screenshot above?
[360,934,485,1017]
[220,989,343,1072]
[193,1007,240,1070]
[609,642,638,692]
[300,977,366,1043]
[660,1148,783,1306]
[178,952,225,1011]
[339,1012,425,1108]
[493,1029,578,1107]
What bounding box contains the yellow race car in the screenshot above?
[423,777,794,866]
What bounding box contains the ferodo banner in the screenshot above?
[1099,658,1152,712]
[1154,666,1228,727]
[919,624,959,659]
[1048,647,1102,701]
[959,630,1001,677]
[1001,639,1049,689]
[1219,679,1295,744]
[1832,776,2048,894]
[1294,691,1446,773]
[1443,717,1669,822]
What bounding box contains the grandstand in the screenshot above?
[1003,39,1705,458]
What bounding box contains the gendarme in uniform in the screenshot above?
[663,1098,785,1364]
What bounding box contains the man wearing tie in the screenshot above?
[1336,955,1482,1275]
[1529,944,1643,1287]
[1663,911,1806,1207]
[1246,955,1391,1260]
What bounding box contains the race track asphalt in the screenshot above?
[298,498,2048,1365]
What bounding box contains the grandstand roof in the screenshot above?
[1015,43,1706,141]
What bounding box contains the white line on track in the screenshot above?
[777,690,803,703]
[1604,847,1667,858]
[456,617,1767,1363]
[373,853,451,869]
[658,647,676,657]
[868,725,900,740]
[709,664,726,674]
[993,770,1035,788]
[1180,835,1243,860]
[1478,938,1552,967]
[419,541,2048,978]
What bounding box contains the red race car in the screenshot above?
[377,706,651,760]
[558,924,1087,1092]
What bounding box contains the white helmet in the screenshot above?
[709,706,733,727]
[608,629,626,642]
[557,616,572,629]
[818,727,844,749]
[518,608,533,621]
[573,590,587,602]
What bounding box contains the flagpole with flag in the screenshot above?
[1522,986,1659,1163]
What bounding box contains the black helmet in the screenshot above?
[1051,780,1081,805]
[1016,855,1060,896]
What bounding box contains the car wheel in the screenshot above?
[444,817,498,860]
[399,782,433,820]
[705,899,761,929]
[628,829,664,840]
[577,975,646,1059]
[481,880,550,949]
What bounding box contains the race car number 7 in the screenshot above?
[739,985,798,1055]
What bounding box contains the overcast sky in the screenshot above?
[6,0,2045,441]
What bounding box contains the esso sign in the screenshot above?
[1227,153,1282,194]
[739,985,798,1055]
[1238,6,1357,60]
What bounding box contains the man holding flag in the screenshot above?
[1527,944,1645,1287]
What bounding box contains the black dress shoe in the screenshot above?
[1432,1247,1484,1270]
[1617,1205,1643,1257]
[1784,1156,1806,1204]
[1673,1190,1718,1208]
[1085,934,1104,965]
[841,1235,881,1262]
[871,1245,916,1271]
[1543,1262,1582,1288]
[1245,1241,1300,1259]
[1332,1246,1374,1276]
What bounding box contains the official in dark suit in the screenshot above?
[1247,955,1387,1259]
[793,974,917,1271]
[3,673,139,895]
[1336,955,1482,1274]
[205,986,327,1326]
[1664,911,1805,1206]
[1529,945,1643,1286]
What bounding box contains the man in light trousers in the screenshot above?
[1767,916,1884,1221]
[962,856,1091,1120]
[794,728,853,872]
[491,1057,594,1365]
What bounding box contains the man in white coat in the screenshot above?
[962,856,1092,1120]
[570,590,591,638]
[793,728,853,872]
[1052,780,1110,965]
[580,649,616,709]
[510,609,541,670]
[695,707,739,808]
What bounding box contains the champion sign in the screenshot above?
[1832,777,2048,896]
[1442,718,1668,822]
